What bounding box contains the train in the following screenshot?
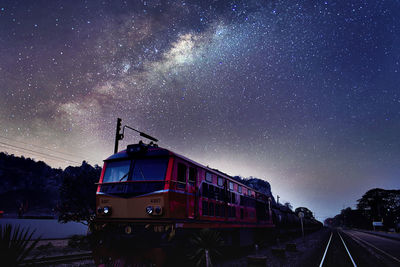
[92,140,322,265]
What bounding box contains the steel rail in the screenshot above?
[319,231,333,267]
[21,252,93,266]
[338,231,357,267]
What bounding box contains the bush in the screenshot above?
[0,224,40,266]
[188,229,224,266]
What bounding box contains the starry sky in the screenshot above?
[1,0,399,221]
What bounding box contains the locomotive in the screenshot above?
[93,139,321,264]
[91,119,321,264]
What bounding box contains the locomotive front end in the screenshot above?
[94,143,175,239]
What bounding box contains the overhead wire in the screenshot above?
[0,142,81,164]
[0,142,80,165]
[0,135,100,162]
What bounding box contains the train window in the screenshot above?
[215,204,220,217]
[238,186,242,194]
[202,200,208,216]
[217,187,222,200]
[103,160,131,183]
[217,177,223,186]
[177,163,187,188]
[188,167,196,184]
[132,158,168,181]
[214,187,219,199]
[220,189,225,200]
[248,189,252,196]
[229,181,234,191]
[207,184,214,198]
[231,192,236,204]
[229,206,235,218]
[205,172,212,182]
[215,187,220,200]
[202,183,209,198]
[240,208,244,219]
[209,202,214,216]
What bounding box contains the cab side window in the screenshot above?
[177,163,187,189]
[189,167,196,185]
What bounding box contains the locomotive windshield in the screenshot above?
[103,158,168,182]
[99,157,168,197]
[103,160,131,183]
[131,158,167,181]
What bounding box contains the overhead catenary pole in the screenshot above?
[113,117,158,154]
[114,118,123,154]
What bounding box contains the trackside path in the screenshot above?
[342,230,400,266]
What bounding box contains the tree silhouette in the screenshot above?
[325,188,400,230]
[57,161,101,226]
[357,188,400,228]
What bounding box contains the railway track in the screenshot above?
[319,230,356,267]
[21,252,93,266]
[319,229,400,267]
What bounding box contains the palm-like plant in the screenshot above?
[188,229,224,267]
[0,224,40,266]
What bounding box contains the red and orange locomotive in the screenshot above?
[95,141,274,244]
[92,120,321,265]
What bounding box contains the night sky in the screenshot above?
[1,0,399,221]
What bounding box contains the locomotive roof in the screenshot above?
[105,143,269,197]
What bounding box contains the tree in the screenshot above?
[295,207,314,219]
[357,188,400,228]
[325,188,400,230]
[57,161,101,227]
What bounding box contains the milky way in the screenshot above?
[0,0,399,220]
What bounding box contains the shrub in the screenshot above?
[188,229,224,266]
[0,224,40,266]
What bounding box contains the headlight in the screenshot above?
[146,206,154,215]
[125,226,132,234]
[155,206,162,215]
[103,206,112,215]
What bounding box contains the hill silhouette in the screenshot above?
[0,152,100,217]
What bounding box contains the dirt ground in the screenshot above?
[28,238,95,266]
[27,228,330,266]
[218,228,330,267]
